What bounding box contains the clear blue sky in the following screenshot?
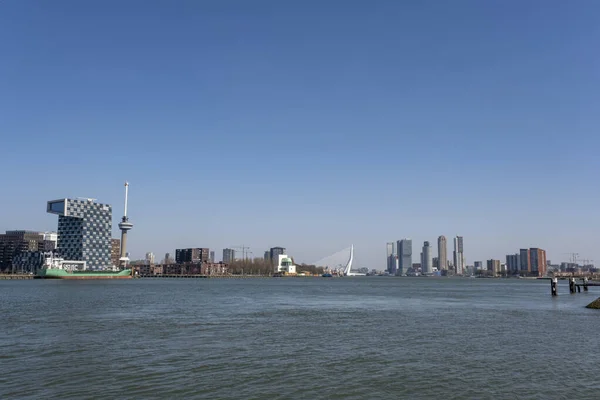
[1,0,599,268]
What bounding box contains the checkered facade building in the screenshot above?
[47,198,112,270]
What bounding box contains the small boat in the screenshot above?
[322,273,333,277]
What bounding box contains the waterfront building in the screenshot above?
[44,232,58,251]
[164,252,172,263]
[12,251,45,274]
[270,247,286,264]
[398,239,412,276]
[506,253,520,275]
[275,254,296,275]
[546,261,559,274]
[432,257,439,270]
[199,248,210,263]
[0,230,46,272]
[176,248,210,264]
[201,262,229,276]
[264,251,270,261]
[437,236,448,271]
[474,261,483,271]
[223,248,235,263]
[175,249,185,263]
[487,259,501,276]
[47,198,113,270]
[453,236,465,275]
[529,248,547,277]
[210,251,215,263]
[111,239,121,267]
[519,249,531,274]
[422,241,432,274]
[386,241,398,275]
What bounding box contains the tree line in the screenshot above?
[228,258,324,275]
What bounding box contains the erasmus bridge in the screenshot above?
[312,245,364,276]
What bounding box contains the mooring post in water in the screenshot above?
[569,277,575,294]
[551,277,558,296]
[584,277,589,292]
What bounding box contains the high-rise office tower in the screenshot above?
[209,251,215,263]
[437,236,447,270]
[270,247,286,264]
[47,198,113,270]
[223,248,235,263]
[487,259,501,276]
[398,239,412,276]
[453,236,464,275]
[386,242,398,275]
[519,249,531,274]
[422,241,432,274]
[176,248,209,264]
[506,254,521,275]
[529,248,547,277]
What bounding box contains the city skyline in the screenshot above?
[1,1,599,268]
[0,196,590,269]
[4,221,580,275]
[0,197,588,269]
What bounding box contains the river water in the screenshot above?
[1,277,599,399]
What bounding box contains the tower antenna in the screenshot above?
[118,181,134,270]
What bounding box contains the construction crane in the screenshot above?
[562,253,579,264]
[231,245,251,260]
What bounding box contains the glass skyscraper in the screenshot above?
[386,242,397,275]
[398,239,412,276]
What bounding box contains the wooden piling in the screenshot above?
[551,278,558,296]
[569,277,576,294]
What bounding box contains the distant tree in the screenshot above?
[228,257,273,275]
[227,258,324,275]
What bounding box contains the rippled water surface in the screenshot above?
[2,278,600,399]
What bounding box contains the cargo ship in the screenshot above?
[37,253,132,279]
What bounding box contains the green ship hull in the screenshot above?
[38,268,132,279]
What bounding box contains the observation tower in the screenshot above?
[118,182,133,268]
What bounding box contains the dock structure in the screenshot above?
[136,274,271,279]
[0,274,36,280]
[551,276,599,295]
